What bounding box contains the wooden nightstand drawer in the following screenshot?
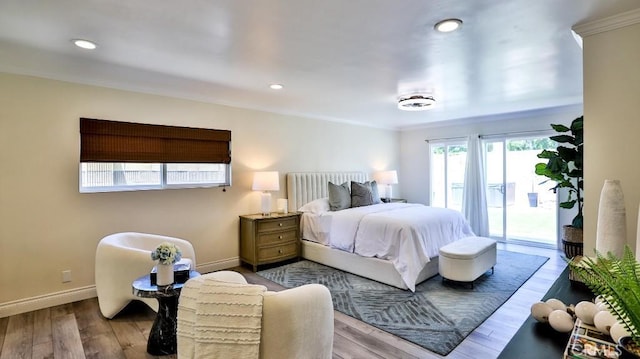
[257,230,297,246]
[258,242,298,261]
[239,212,302,271]
[257,218,297,232]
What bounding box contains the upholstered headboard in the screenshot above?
[287,172,368,211]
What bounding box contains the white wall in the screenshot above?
[581,19,640,255]
[0,73,399,310]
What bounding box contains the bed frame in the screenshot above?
[286,172,439,290]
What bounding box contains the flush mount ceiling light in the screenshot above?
[269,83,284,90]
[72,39,97,50]
[434,18,463,33]
[397,94,436,111]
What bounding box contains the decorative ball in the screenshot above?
[531,302,554,323]
[549,310,575,333]
[593,310,617,335]
[595,301,609,313]
[574,301,598,325]
[545,298,567,311]
[610,322,632,343]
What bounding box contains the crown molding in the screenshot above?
[573,8,640,37]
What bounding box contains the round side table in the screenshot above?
[132,270,200,355]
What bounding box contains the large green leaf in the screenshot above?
[556,146,577,161]
[550,134,575,145]
[572,216,583,229]
[536,149,557,159]
[551,123,570,133]
[535,162,564,182]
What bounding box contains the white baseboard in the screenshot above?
[0,257,241,318]
[0,285,97,318]
[195,257,241,274]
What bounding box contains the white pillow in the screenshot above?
[298,198,330,214]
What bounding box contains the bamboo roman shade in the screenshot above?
[80,118,231,163]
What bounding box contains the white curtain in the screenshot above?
[462,135,490,236]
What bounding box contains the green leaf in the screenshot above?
[551,123,570,132]
[536,150,557,159]
[550,135,575,145]
[572,216,583,229]
[557,146,577,161]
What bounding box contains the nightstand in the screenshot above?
[381,198,407,203]
[239,212,301,271]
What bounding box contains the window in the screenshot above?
[80,163,229,192]
[79,118,231,193]
[429,141,467,211]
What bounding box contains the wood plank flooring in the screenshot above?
[0,243,565,359]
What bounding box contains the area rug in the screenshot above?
[256,250,548,356]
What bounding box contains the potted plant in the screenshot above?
[535,116,583,258]
[569,247,640,358]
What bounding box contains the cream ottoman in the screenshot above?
[439,236,497,287]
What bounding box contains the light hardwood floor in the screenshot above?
[0,243,565,359]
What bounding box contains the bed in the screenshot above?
[286,172,474,291]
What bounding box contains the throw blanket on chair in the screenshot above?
[177,276,267,359]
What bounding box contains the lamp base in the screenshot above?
[261,192,272,216]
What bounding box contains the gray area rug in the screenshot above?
[256,250,548,356]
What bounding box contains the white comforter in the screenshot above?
[301,203,474,290]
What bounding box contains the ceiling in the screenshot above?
[1,1,638,130]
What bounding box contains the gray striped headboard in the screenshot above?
[286,172,368,211]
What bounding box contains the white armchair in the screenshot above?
[178,271,334,359]
[95,232,196,319]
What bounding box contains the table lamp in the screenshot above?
[252,171,280,216]
[373,170,398,202]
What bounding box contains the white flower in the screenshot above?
[151,242,182,265]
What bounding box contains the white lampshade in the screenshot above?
[252,171,279,216]
[373,170,398,201]
[373,170,398,185]
[252,171,280,191]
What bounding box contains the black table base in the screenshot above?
[147,296,179,355]
[132,271,200,356]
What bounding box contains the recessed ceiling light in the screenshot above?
[397,94,436,111]
[434,19,463,33]
[269,84,284,90]
[72,39,97,50]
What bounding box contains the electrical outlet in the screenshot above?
[62,270,72,283]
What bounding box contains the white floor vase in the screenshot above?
[596,179,627,258]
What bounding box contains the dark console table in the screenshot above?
[498,266,593,358]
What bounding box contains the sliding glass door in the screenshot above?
[484,135,557,246]
[430,141,467,212]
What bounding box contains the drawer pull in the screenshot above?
[278,235,283,239]
[279,223,283,227]
[278,249,283,254]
